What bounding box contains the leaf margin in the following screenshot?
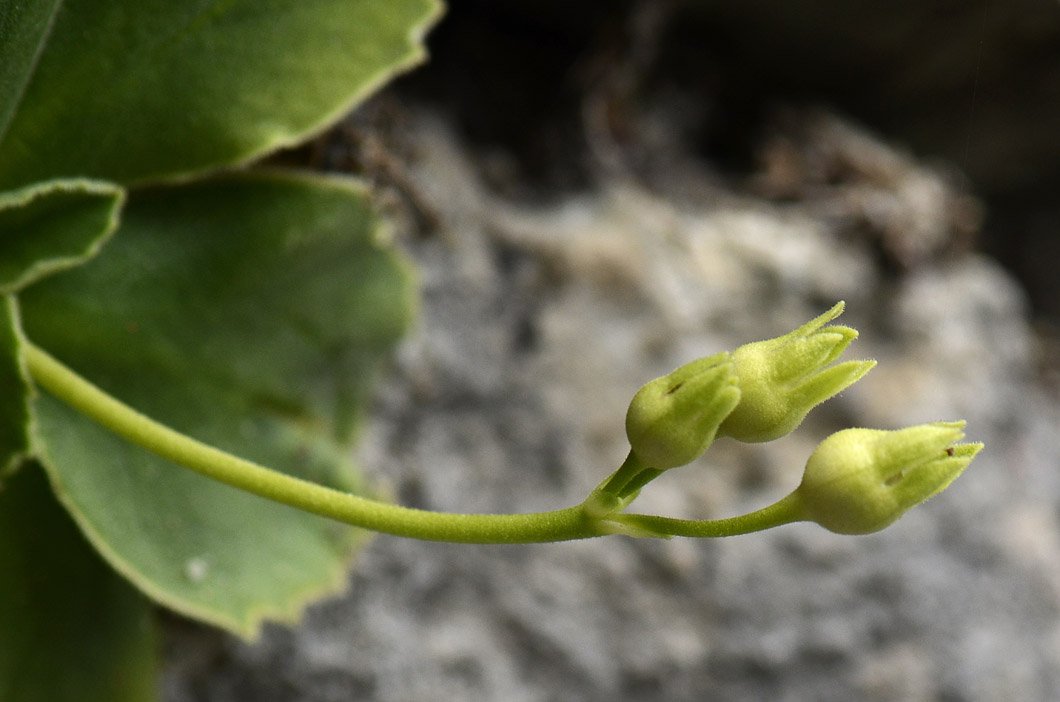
[0,178,125,294]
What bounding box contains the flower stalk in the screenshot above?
[24,302,982,544]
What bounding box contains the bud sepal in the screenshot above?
[718,302,875,443]
[791,422,983,535]
[625,352,741,469]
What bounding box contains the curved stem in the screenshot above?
[615,491,807,538]
[24,343,605,544]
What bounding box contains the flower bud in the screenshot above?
[717,302,875,443]
[625,352,741,469]
[792,422,983,535]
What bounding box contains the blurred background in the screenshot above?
[165,2,1060,700]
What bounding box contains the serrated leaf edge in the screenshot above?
[0,178,125,294]
[29,407,375,639]
[130,0,446,188]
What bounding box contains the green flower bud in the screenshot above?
[792,422,983,535]
[717,302,875,443]
[625,352,741,469]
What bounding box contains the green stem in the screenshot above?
[597,451,648,495]
[24,343,605,544]
[617,467,664,500]
[616,491,807,537]
[581,451,652,518]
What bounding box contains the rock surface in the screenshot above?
[163,104,1060,701]
[403,0,1060,321]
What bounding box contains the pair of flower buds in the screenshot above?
[624,303,982,534]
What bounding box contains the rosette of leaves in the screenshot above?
[0,1,441,699]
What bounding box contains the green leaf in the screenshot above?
[0,179,124,294]
[0,0,61,142]
[0,0,442,189]
[0,463,158,702]
[0,295,31,477]
[19,171,414,636]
